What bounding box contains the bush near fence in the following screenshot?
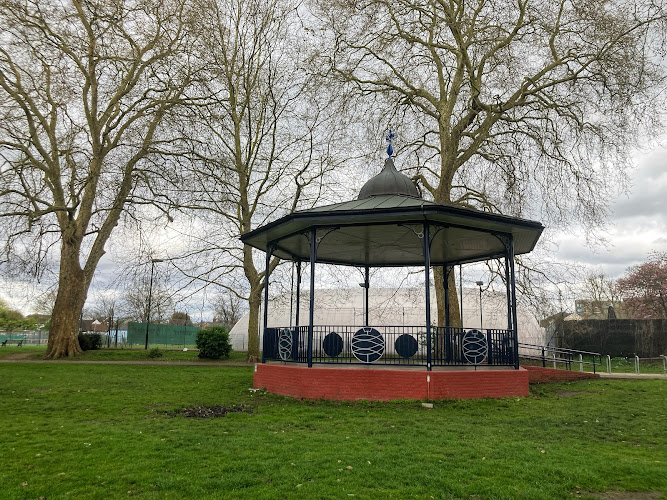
[557,319,667,357]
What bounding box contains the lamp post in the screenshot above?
[476,281,484,329]
[359,282,367,326]
[145,258,164,350]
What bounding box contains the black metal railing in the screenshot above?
[263,325,516,368]
[518,343,602,373]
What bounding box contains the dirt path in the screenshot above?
[0,352,32,360]
[597,372,666,380]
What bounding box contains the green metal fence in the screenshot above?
[0,332,49,344]
[127,322,201,347]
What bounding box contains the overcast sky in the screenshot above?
[553,141,667,279]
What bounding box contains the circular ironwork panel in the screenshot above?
[351,328,385,363]
[394,334,418,359]
[278,328,293,361]
[462,329,488,365]
[323,332,343,357]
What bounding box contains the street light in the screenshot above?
[145,258,164,350]
[358,282,367,326]
[476,281,484,329]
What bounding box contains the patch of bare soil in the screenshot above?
[2,352,31,360]
[583,491,663,500]
[164,405,251,418]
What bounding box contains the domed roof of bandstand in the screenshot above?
[357,157,420,199]
[241,152,544,267]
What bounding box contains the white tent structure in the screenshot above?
[229,287,545,351]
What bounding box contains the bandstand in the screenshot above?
[241,145,544,400]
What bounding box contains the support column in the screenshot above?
[423,224,432,371]
[364,266,370,326]
[295,261,302,327]
[262,244,273,364]
[443,264,452,363]
[308,229,316,368]
[443,265,451,327]
[459,265,463,325]
[289,263,294,328]
[508,236,519,369]
[505,256,512,331]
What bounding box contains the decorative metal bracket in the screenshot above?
[401,223,448,253]
[429,225,447,246]
[301,227,339,253]
[399,223,424,239]
[494,233,512,253]
[313,227,339,252]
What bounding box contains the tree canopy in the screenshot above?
[314,0,667,323]
[617,252,667,319]
[0,0,199,357]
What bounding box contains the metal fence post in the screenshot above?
[635,355,640,374]
[661,355,667,375]
[606,355,611,373]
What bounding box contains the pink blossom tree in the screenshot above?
[617,253,667,319]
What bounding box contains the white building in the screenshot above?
[229,287,545,351]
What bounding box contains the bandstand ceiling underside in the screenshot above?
[241,195,544,267]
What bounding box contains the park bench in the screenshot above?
[1,338,24,347]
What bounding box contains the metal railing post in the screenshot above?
[542,347,545,368]
[578,354,583,372]
[661,355,667,375]
[606,355,611,373]
[635,355,640,374]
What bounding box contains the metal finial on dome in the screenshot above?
[385,123,395,157]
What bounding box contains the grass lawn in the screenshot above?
[25,348,249,363]
[0,345,247,363]
[0,363,665,499]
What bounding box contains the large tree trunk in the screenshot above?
[434,266,462,328]
[45,244,86,359]
[246,287,262,363]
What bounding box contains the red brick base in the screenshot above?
[523,366,600,383]
[253,364,529,401]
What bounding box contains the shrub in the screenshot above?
[196,327,232,359]
[148,347,164,359]
[78,333,102,351]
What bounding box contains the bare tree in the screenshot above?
[314,0,667,326]
[169,0,341,361]
[0,0,199,357]
[580,270,624,315]
[212,292,244,331]
[120,264,174,324]
[90,289,119,322]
